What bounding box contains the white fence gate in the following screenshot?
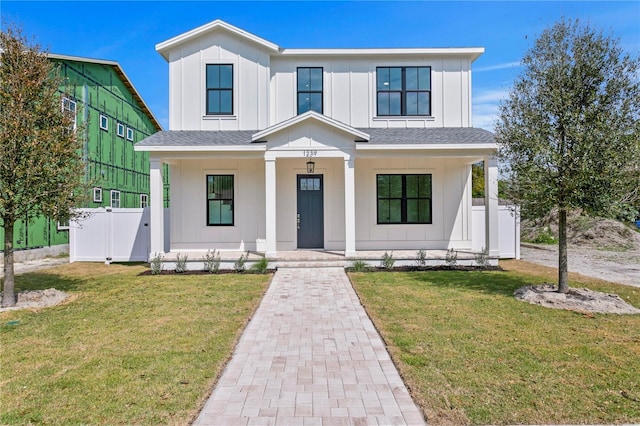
[472,205,521,259]
[69,208,169,263]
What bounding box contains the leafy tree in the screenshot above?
[1,26,87,307]
[496,19,640,293]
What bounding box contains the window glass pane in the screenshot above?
[300,179,308,191]
[207,91,220,114]
[220,90,232,114]
[377,67,389,91]
[406,67,418,90]
[209,200,221,224]
[310,68,322,91]
[220,65,233,88]
[406,175,419,197]
[389,67,402,90]
[313,178,320,191]
[389,175,402,198]
[389,92,401,115]
[419,199,431,223]
[407,199,419,222]
[419,175,432,197]
[377,175,389,198]
[220,202,233,224]
[418,92,430,115]
[378,200,389,223]
[377,93,389,116]
[406,92,417,115]
[298,68,310,91]
[389,200,402,222]
[418,67,431,90]
[298,94,310,114]
[309,93,322,113]
[206,65,219,89]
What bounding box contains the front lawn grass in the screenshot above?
[350,260,640,425]
[0,263,270,425]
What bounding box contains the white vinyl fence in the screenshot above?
[70,206,519,262]
[69,208,169,263]
[472,205,520,259]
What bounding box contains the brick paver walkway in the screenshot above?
[194,267,425,425]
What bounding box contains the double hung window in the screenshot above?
[206,175,234,225]
[297,67,323,114]
[376,67,431,116]
[206,64,233,115]
[110,190,121,208]
[61,97,77,131]
[377,174,432,224]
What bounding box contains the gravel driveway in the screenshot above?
[520,243,640,288]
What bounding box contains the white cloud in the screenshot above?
[472,89,510,131]
[474,61,521,73]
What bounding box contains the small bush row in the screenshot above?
[149,250,270,275]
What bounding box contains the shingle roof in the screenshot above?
[135,127,495,147]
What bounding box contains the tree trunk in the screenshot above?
[2,219,16,307]
[558,208,569,293]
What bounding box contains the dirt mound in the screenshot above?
[0,288,69,312]
[522,210,640,251]
[514,284,640,314]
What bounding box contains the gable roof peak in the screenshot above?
[156,19,279,60]
[252,111,370,142]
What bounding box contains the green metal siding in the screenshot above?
[1,58,168,254]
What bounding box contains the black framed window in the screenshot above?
[377,174,432,224]
[207,175,234,226]
[376,67,431,116]
[297,67,323,114]
[206,64,233,115]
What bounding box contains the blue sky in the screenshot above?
[3,1,639,131]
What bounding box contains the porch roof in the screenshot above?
[135,127,495,151]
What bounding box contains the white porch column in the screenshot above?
[265,158,277,257]
[484,156,499,258]
[149,158,165,255]
[344,156,356,257]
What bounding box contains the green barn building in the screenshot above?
[0,54,168,261]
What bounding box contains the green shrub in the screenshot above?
[150,253,164,275]
[380,251,395,270]
[250,257,269,274]
[351,259,369,272]
[174,252,188,273]
[415,249,427,267]
[202,249,221,274]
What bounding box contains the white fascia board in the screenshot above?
[356,143,497,152]
[252,111,370,142]
[156,19,279,60]
[134,145,266,152]
[279,47,485,62]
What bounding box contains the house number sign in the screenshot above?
[303,150,318,157]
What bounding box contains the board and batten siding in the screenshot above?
[167,31,474,131]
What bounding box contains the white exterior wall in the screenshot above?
[168,32,271,130]
[270,56,472,129]
[169,158,266,250]
[354,157,472,250]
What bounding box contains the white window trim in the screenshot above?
[61,96,77,130]
[56,220,70,231]
[110,190,121,208]
[99,114,108,131]
[117,122,125,138]
[126,127,134,141]
[140,193,148,208]
[93,187,103,202]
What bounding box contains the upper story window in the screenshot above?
[61,97,77,130]
[126,127,134,141]
[297,67,323,114]
[99,114,108,131]
[206,64,233,115]
[376,66,431,116]
[117,122,125,138]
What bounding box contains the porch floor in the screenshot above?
[160,249,481,268]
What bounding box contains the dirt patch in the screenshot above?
[0,288,69,312]
[514,284,640,314]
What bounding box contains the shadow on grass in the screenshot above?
[406,270,541,298]
[6,273,87,293]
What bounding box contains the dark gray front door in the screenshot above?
[297,175,324,248]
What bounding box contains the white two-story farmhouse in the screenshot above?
[136,20,499,262]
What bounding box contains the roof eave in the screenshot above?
[156,19,279,61]
[252,111,370,142]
